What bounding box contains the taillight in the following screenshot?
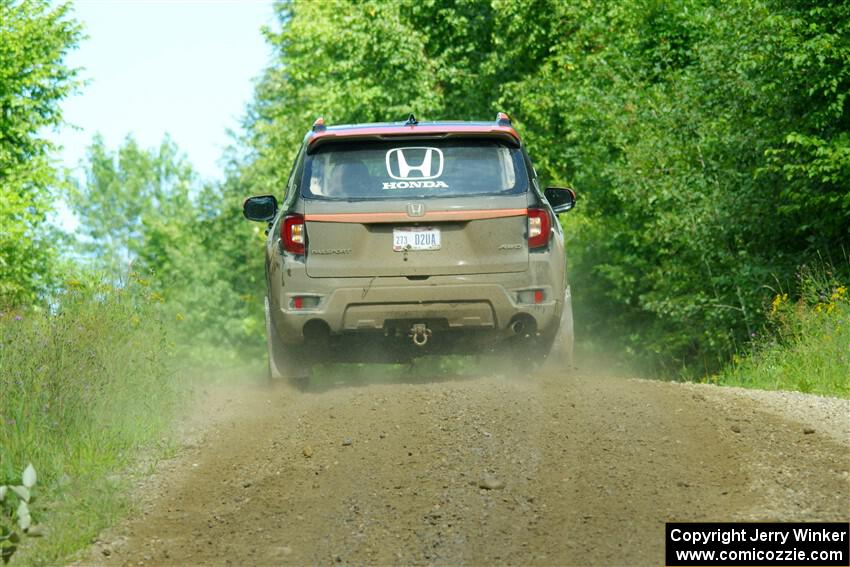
[290,296,320,310]
[527,208,551,249]
[282,214,306,254]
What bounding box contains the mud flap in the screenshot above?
[265,296,309,382]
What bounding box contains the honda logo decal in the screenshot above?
[407,203,425,217]
[386,147,444,180]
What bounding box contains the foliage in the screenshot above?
[712,267,850,397]
[244,0,441,196]
[5,0,849,378]
[0,275,177,482]
[0,0,81,307]
[0,275,182,562]
[486,0,850,373]
[63,0,850,377]
[231,0,850,375]
[0,464,39,564]
[68,136,266,355]
[68,134,195,273]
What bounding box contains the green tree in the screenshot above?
[244,0,445,195]
[68,134,195,273]
[481,0,849,372]
[71,135,266,354]
[238,0,849,374]
[0,0,81,306]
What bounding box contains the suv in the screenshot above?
[243,113,576,380]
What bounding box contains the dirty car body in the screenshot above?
[243,114,576,379]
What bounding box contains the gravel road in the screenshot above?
[81,363,849,566]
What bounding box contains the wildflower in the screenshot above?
[175,313,185,322]
[14,315,22,321]
[770,293,788,314]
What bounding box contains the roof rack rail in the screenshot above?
[496,112,512,126]
[312,117,327,132]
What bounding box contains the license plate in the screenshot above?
[393,227,441,251]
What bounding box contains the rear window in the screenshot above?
[302,139,528,200]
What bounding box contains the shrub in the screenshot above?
[0,274,181,561]
[711,266,850,397]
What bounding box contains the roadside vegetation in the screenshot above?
[712,267,850,398]
[0,276,182,564]
[0,0,848,562]
[241,0,849,379]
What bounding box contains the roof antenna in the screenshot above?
[404,113,418,126]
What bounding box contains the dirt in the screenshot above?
[78,363,849,566]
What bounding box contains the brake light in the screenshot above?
[282,214,306,254]
[527,208,551,249]
[518,289,545,304]
[291,296,320,310]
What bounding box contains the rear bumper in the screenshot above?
[269,269,564,344]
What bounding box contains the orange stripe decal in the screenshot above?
[305,208,527,224]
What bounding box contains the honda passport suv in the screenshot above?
[243,113,577,380]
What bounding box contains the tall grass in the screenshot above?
[711,266,850,398]
[0,274,182,563]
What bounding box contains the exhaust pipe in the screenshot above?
[510,320,525,335]
[509,315,537,338]
[409,323,432,347]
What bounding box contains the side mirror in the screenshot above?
[243,195,278,222]
[544,187,577,214]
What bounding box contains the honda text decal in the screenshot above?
[383,147,449,190]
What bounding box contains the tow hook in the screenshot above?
[409,323,432,347]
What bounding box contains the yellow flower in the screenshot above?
[770,293,788,314]
[175,313,185,322]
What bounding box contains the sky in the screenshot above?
[52,0,277,182]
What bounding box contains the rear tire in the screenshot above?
[547,287,575,369]
[512,288,574,371]
[265,296,309,382]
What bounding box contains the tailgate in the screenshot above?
[304,196,529,278]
